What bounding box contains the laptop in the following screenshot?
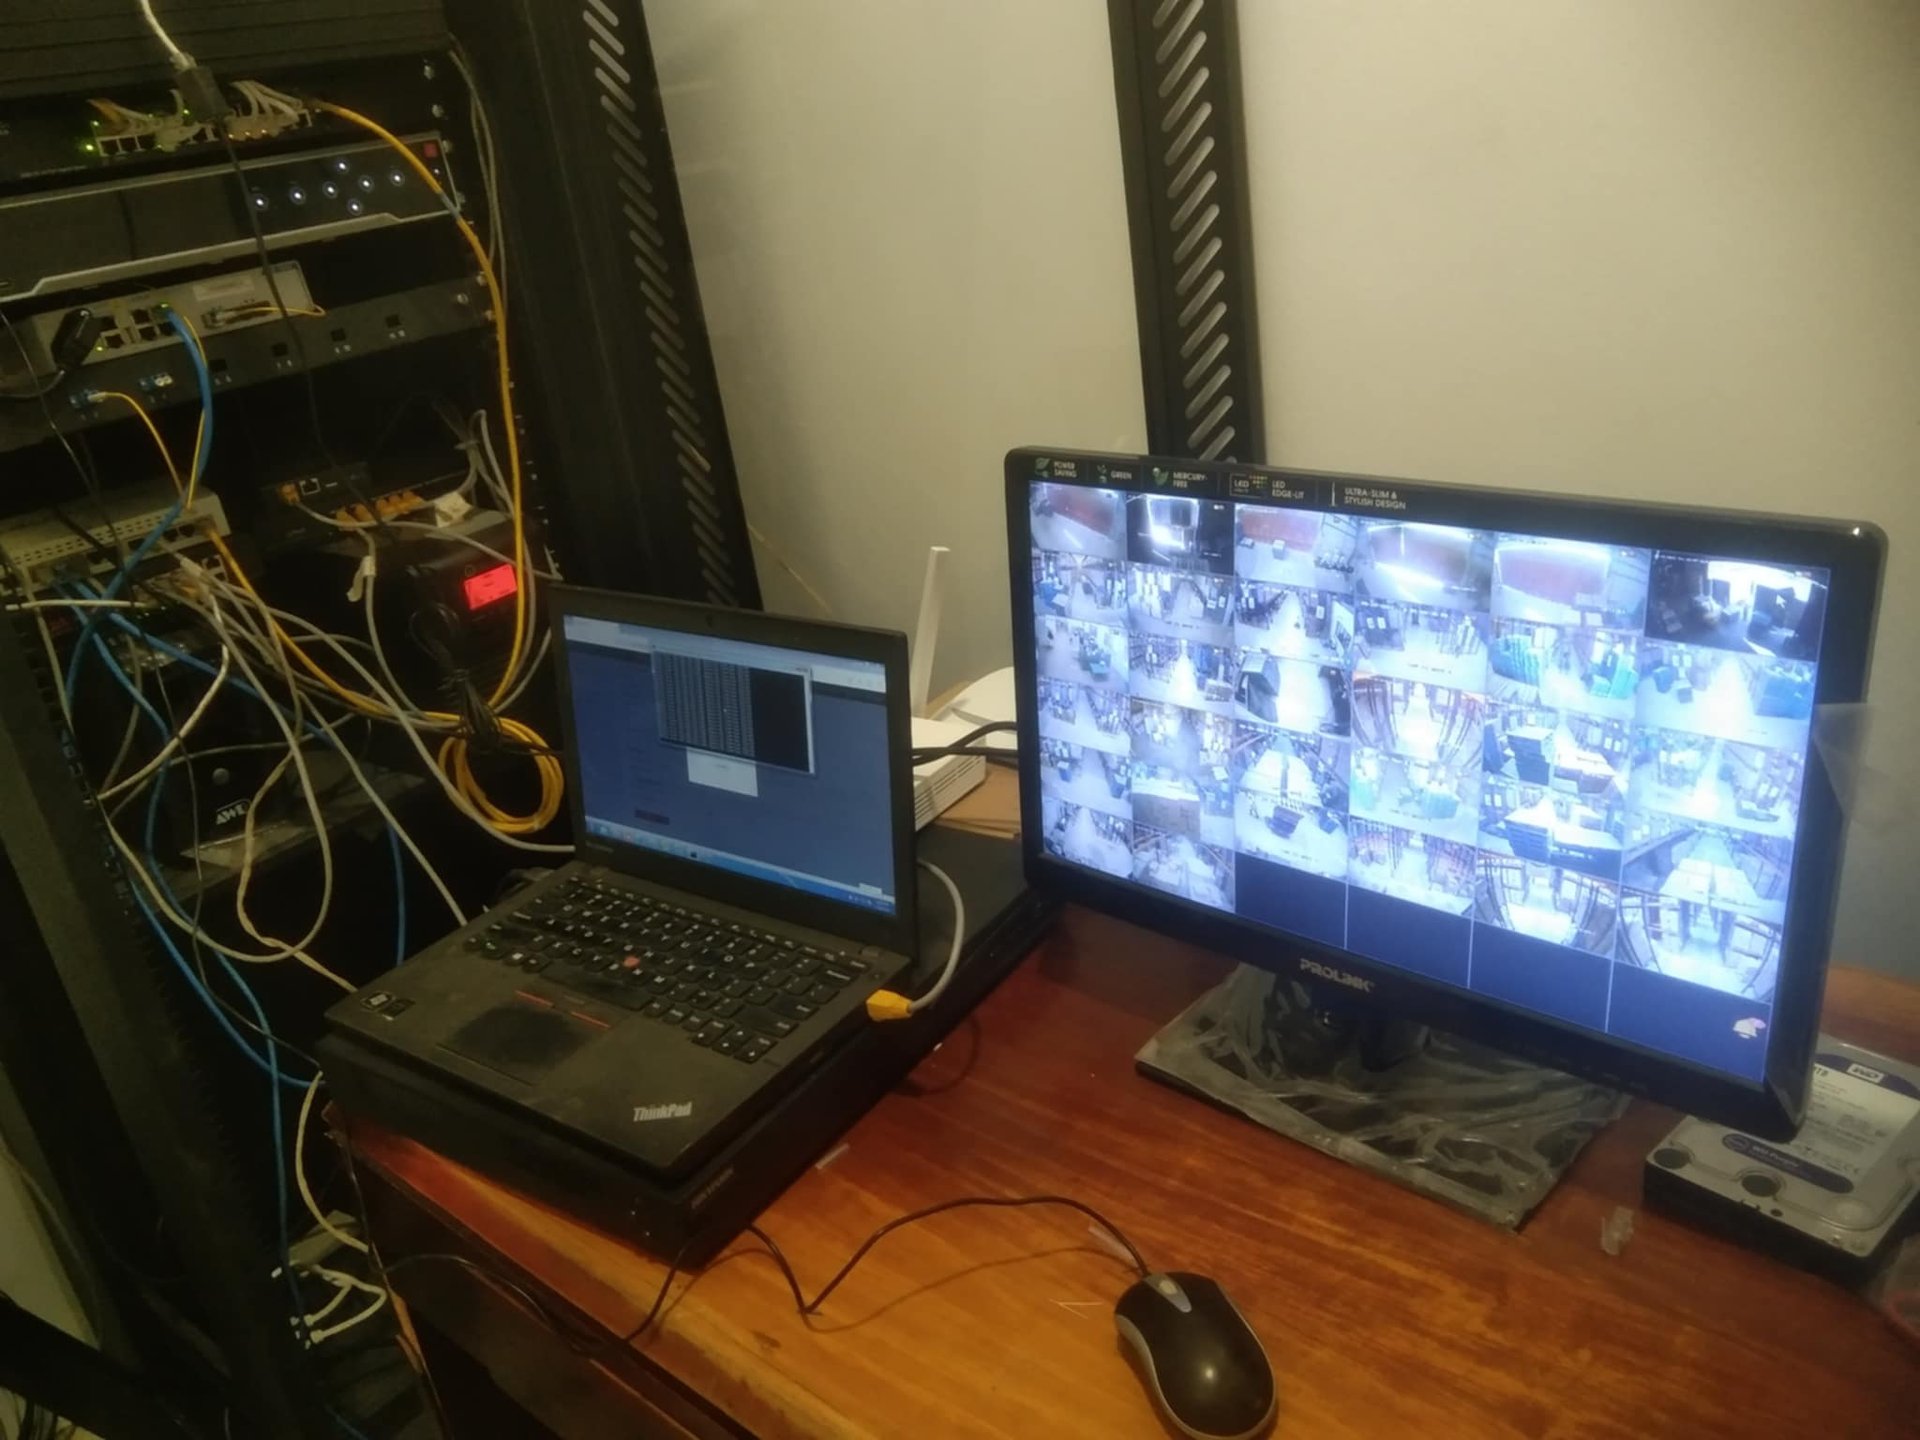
[323,586,919,1180]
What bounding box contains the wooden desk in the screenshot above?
[345,895,1920,1439]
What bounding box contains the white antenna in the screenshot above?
[908,545,948,718]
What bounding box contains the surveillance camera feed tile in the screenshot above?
[1028,469,1840,1082]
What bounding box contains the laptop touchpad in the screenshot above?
[443,1004,592,1085]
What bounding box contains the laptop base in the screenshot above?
[321,826,1054,1266]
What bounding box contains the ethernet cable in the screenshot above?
[95,642,231,801]
[61,310,209,708]
[135,0,193,71]
[199,576,570,856]
[866,860,965,1021]
[72,588,448,970]
[130,586,471,925]
[196,591,343,976]
[72,388,475,918]
[311,99,563,827]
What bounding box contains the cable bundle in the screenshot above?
[0,58,562,1386]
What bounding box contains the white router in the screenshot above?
[907,546,989,829]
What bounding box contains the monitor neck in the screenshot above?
[1258,979,1429,1079]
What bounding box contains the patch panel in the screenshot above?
[1,279,487,458]
[0,486,231,592]
[0,263,316,386]
[91,103,314,160]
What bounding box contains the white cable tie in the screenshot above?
[431,489,475,527]
[346,553,375,605]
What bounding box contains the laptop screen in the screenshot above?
[559,615,899,915]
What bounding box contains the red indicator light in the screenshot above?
[421,140,440,159]
[462,562,518,611]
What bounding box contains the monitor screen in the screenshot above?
[1021,463,1849,1089]
[559,615,899,915]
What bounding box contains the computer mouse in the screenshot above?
[1114,1271,1275,1440]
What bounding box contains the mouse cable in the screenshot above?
[620,1197,1148,1344]
[866,859,962,1022]
[741,1196,1151,1323]
[414,1196,1148,1352]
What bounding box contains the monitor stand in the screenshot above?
[1135,964,1626,1228]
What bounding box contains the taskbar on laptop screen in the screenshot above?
[1024,462,1835,1085]
[580,817,898,913]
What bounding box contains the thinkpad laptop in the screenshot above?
[323,586,919,1181]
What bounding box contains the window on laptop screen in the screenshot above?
[1027,478,1835,1084]
[560,616,898,914]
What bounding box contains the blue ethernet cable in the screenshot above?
[89,604,413,974]
[63,309,215,707]
[117,805,306,1359]
[92,610,416,959]
[51,335,381,1378]
[388,826,407,963]
[115,836,309,1093]
[144,755,320,1356]
[59,597,311,1090]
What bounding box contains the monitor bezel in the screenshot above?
[1005,447,1885,1139]
[549,584,919,957]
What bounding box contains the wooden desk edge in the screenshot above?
[342,1109,879,1440]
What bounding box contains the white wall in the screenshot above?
[648,0,1147,695]
[0,1146,94,1378]
[648,1,1919,972]
[1237,0,1920,972]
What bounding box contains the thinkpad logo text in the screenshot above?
[632,1102,694,1123]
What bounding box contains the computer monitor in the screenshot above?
[550,589,918,955]
[1007,448,1884,1138]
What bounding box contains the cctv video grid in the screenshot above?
[1027,467,1831,1080]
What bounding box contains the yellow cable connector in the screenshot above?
[865,989,913,1023]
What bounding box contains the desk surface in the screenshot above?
[348,914,1920,1436]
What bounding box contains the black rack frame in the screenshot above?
[449,0,763,610]
[1108,0,1265,463]
[0,620,325,1436]
[0,6,765,1433]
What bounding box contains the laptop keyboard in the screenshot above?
[462,874,874,1065]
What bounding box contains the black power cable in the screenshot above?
[145,655,326,1075]
[333,1144,454,1437]
[615,1239,696,1346]
[0,309,118,540]
[1,307,102,404]
[614,1195,1147,1346]
[743,1196,1149,1321]
[218,127,335,470]
[362,1191,1148,1358]
[909,719,1017,765]
[215,121,397,545]
[219,99,508,731]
